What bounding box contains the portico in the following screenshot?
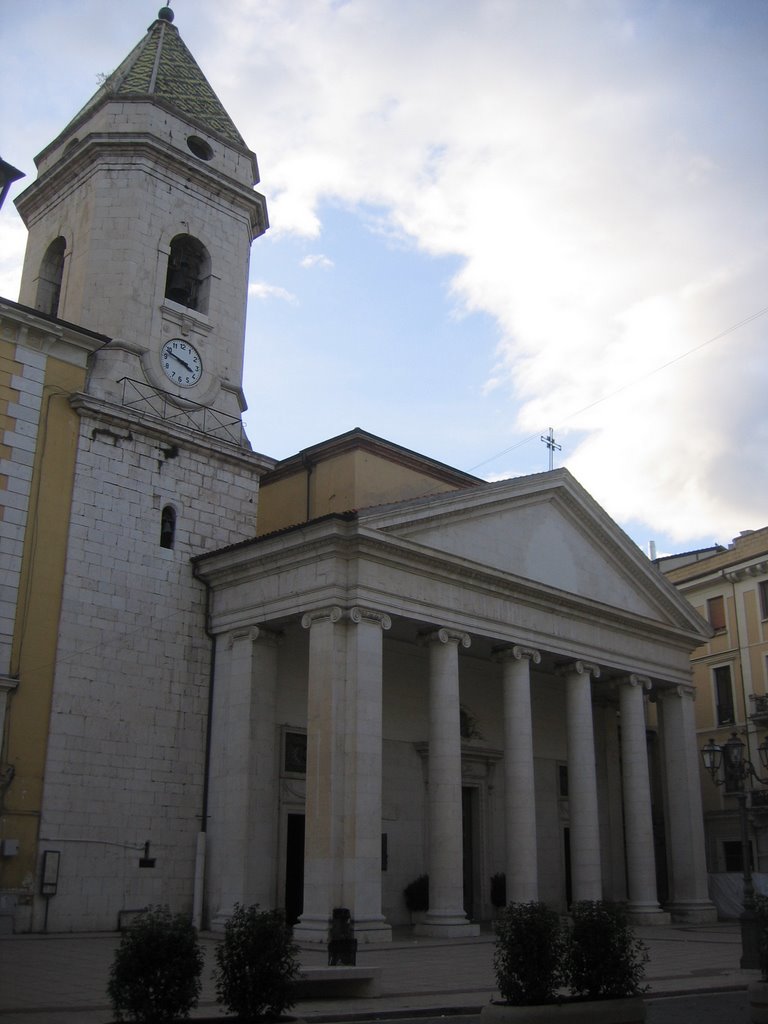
[195,466,716,938]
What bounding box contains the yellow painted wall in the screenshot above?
[0,348,85,894]
[258,445,466,535]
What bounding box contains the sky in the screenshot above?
[1,0,766,558]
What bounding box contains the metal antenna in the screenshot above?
[540,427,562,471]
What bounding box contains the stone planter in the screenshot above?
[750,980,768,1023]
[481,995,645,1024]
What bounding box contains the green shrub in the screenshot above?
[403,873,429,912]
[492,901,567,1005]
[567,901,649,999]
[213,903,300,1019]
[107,905,203,1023]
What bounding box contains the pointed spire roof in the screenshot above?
[61,7,246,149]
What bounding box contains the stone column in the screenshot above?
[562,660,602,902]
[208,626,279,928]
[294,606,347,942]
[416,628,479,937]
[499,645,541,903]
[341,607,392,940]
[657,685,717,923]
[618,674,669,923]
[295,605,392,942]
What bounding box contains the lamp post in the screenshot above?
[701,732,768,969]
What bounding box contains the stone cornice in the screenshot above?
[18,132,265,235]
[0,298,107,365]
[69,392,274,472]
[194,517,709,659]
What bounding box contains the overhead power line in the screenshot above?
[469,304,768,473]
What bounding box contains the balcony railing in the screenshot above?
[119,377,246,447]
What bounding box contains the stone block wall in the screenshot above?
[35,410,262,931]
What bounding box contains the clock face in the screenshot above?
[161,339,203,387]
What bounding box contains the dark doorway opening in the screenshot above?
[285,813,305,926]
[462,787,477,919]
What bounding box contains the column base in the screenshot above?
[625,903,671,926]
[292,914,330,944]
[209,908,233,934]
[292,913,392,944]
[414,911,480,938]
[352,916,392,942]
[666,900,718,924]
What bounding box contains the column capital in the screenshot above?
[301,605,344,630]
[557,660,601,680]
[623,674,652,691]
[349,606,392,630]
[495,644,541,665]
[227,625,262,647]
[657,682,696,702]
[423,628,471,649]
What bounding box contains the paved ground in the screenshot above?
[0,921,757,1024]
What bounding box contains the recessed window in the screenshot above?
[714,665,735,726]
[160,505,176,549]
[36,236,66,316]
[284,731,307,774]
[164,234,211,313]
[759,580,768,620]
[186,135,214,161]
[707,595,726,632]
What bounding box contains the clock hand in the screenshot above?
[170,352,194,373]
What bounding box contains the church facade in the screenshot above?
[0,8,716,935]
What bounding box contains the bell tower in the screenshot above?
[15,5,267,421]
[2,8,276,933]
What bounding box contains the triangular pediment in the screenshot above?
[359,469,706,632]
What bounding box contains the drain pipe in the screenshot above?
[192,564,216,931]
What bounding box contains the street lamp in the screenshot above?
[0,157,24,210]
[701,732,768,969]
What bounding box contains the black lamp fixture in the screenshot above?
[0,157,24,210]
[701,731,768,970]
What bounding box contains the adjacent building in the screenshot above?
[0,7,717,935]
[659,528,768,914]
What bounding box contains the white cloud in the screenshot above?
[0,219,27,301]
[300,253,334,270]
[248,281,297,303]
[210,0,766,542]
[4,0,766,546]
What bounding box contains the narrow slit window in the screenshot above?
[36,236,66,316]
[160,505,176,549]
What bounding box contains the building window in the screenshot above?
[164,234,211,313]
[759,580,768,620]
[36,236,66,316]
[558,764,569,798]
[284,731,307,774]
[707,595,726,632]
[723,839,753,873]
[714,665,735,726]
[160,505,176,549]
